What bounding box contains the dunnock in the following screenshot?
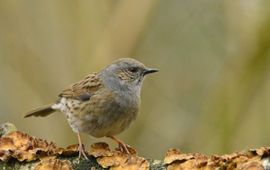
[25,58,158,159]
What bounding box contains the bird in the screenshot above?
[24,58,158,159]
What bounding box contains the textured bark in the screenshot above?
[1,155,270,170]
[0,158,165,170]
[1,122,270,170]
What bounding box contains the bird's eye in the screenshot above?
[129,67,138,73]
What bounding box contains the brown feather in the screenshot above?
[59,72,102,99]
[24,104,55,118]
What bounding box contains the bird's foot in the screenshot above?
[77,132,89,160]
[117,142,131,154]
[78,143,89,160]
[107,136,136,155]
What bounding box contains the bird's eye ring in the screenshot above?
[128,67,138,73]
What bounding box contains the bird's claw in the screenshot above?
[78,144,89,160]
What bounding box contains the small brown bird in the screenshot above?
[25,58,158,159]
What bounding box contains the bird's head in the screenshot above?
[101,58,158,94]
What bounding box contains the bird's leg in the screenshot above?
[77,133,89,160]
[107,136,130,154]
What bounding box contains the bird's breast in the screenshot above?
[56,88,140,137]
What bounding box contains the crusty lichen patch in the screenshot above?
[1,122,270,169]
[164,147,270,169]
[0,122,17,137]
[35,159,73,170]
[0,127,149,169]
[89,142,149,170]
[0,131,58,162]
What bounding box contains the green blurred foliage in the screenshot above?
[0,0,270,159]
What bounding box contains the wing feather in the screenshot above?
[59,72,102,100]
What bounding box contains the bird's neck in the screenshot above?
[99,70,141,98]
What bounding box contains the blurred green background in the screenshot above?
[1,0,270,159]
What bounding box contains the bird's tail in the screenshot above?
[24,104,56,118]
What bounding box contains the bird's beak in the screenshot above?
[143,68,159,76]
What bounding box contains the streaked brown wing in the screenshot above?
[59,72,102,100]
